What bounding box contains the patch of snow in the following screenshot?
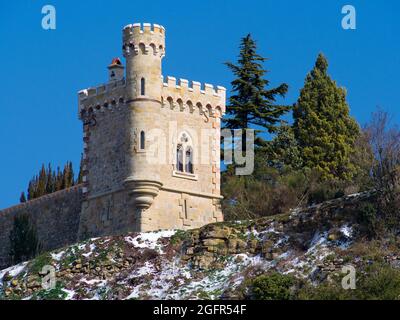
[80,278,107,286]
[82,244,96,257]
[274,235,289,248]
[51,250,65,261]
[63,289,76,300]
[0,262,28,280]
[340,225,353,238]
[125,230,176,254]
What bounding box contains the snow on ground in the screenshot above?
[125,230,176,254]
[51,250,65,261]
[340,225,353,238]
[82,243,96,257]
[0,262,28,280]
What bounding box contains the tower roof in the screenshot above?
[108,57,123,69]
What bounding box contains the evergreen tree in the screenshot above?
[37,165,47,197]
[62,161,74,188]
[9,214,41,264]
[55,166,63,191]
[23,161,76,201]
[293,53,360,181]
[268,122,303,171]
[45,163,55,194]
[224,34,289,151]
[19,192,27,203]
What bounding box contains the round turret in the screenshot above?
[122,23,166,226]
[122,23,165,101]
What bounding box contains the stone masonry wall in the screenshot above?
[0,185,83,269]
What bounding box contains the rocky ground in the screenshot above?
[1,192,399,300]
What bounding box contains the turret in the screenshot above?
[122,23,166,230]
[122,23,165,101]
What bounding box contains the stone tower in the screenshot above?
[77,23,225,238]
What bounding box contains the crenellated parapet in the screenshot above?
[78,79,126,119]
[161,76,226,119]
[122,23,166,58]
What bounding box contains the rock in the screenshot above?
[11,279,19,287]
[27,279,41,289]
[328,233,337,241]
[202,225,232,239]
[271,252,280,260]
[186,247,194,255]
[193,255,214,270]
[203,238,225,247]
[261,240,273,255]
[247,239,259,253]
[5,289,12,297]
[75,264,82,269]
[227,239,238,254]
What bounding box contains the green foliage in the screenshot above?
[357,263,400,300]
[306,175,346,205]
[251,273,295,300]
[19,192,26,203]
[297,282,352,300]
[298,262,400,300]
[357,202,378,238]
[34,282,68,300]
[268,123,303,171]
[293,53,360,181]
[26,161,78,201]
[9,214,41,264]
[222,172,301,220]
[28,252,52,274]
[224,34,289,150]
[170,230,190,245]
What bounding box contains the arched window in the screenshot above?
[140,131,145,150]
[185,147,193,174]
[176,145,184,172]
[140,77,145,96]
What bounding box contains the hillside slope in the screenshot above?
[1,192,399,300]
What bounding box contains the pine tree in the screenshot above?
[55,166,63,191]
[224,34,289,150]
[19,192,27,203]
[293,53,360,181]
[62,162,74,189]
[37,164,47,197]
[45,163,54,194]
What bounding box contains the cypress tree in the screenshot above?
[293,53,360,181]
[225,34,289,150]
[19,192,27,203]
[37,164,47,197]
[9,214,41,264]
[55,166,63,191]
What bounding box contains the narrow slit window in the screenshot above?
[177,145,184,172]
[140,77,145,96]
[140,131,145,150]
[185,147,193,174]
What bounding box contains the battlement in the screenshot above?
[78,79,126,118]
[0,185,83,217]
[161,76,226,118]
[123,23,166,58]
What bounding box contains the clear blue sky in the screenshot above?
[0,0,399,209]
